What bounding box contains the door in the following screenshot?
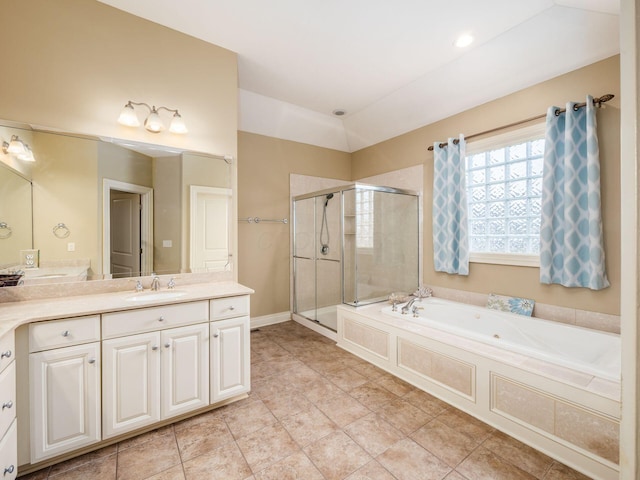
[29,343,101,462]
[161,324,209,419]
[102,332,160,438]
[110,190,141,278]
[190,186,232,272]
[211,316,250,402]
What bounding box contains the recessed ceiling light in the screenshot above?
[454,34,474,48]
[332,109,346,116]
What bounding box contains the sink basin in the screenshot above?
[125,290,187,302]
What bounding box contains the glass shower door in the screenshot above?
[293,197,316,321]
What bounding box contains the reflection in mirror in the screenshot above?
[0,121,233,286]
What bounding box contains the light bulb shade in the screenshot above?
[117,103,140,127]
[169,113,188,134]
[17,147,35,162]
[7,136,27,155]
[144,110,165,133]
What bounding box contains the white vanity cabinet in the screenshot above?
[28,316,101,463]
[0,331,17,480]
[101,301,209,439]
[210,296,250,402]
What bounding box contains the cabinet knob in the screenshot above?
[4,465,14,475]
[164,342,171,348]
[62,330,71,337]
[2,400,12,410]
[0,350,11,359]
[158,316,165,322]
[152,345,159,351]
[229,306,235,311]
[213,332,219,338]
[88,358,96,364]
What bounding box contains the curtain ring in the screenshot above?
[0,222,11,239]
[572,104,580,111]
[53,223,70,238]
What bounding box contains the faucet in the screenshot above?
[150,273,160,291]
[401,297,418,314]
[167,277,176,289]
[135,280,143,292]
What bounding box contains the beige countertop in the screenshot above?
[0,281,254,338]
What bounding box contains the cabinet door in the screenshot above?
[211,316,250,403]
[161,324,209,419]
[102,332,160,439]
[29,343,100,462]
[0,420,17,480]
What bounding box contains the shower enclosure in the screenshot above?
[292,183,419,332]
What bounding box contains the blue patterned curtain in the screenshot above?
[432,135,469,275]
[539,95,609,289]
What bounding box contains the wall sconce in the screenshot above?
[2,135,35,162]
[117,101,188,134]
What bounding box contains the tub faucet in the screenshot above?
[401,297,418,315]
[150,273,160,291]
[135,280,143,292]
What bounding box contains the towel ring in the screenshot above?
[53,223,70,238]
[0,222,11,239]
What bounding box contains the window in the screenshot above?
[465,124,545,266]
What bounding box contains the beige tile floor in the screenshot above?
[18,321,592,480]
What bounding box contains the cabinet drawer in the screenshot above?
[102,301,209,339]
[0,332,14,374]
[29,316,100,353]
[0,363,15,440]
[210,296,250,320]
[0,419,16,480]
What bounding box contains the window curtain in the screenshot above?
[539,95,609,290]
[432,135,469,275]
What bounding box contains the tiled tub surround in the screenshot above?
[0,280,253,476]
[337,302,620,480]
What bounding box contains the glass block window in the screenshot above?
[465,124,545,263]
[356,189,374,249]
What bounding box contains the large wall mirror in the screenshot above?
[0,120,233,286]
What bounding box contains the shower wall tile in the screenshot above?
[575,310,620,334]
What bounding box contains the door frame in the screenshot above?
[189,185,232,272]
[102,179,153,278]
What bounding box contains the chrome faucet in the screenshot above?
[135,280,143,292]
[401,297,418,315]
[150,273,160,291]
[167,277,176,289]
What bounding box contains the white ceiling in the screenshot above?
[98,0,619,152]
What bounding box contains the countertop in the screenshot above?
[0,281,254,338]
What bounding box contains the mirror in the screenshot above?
[0,121,233,286]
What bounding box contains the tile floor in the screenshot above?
[18,320,591,480]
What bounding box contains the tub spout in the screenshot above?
[401,297,418,314]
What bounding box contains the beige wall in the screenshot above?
[352,55,621,315]
[237,132,351,317]
[153,156,182,274]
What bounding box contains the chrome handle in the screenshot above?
[164,342,171,348]
[158,316,165,322]
[152,345,159,351]
[0,351,11,359]
[62,330,70,337]
[2,401,13,410]
[4,465,14,475]
[88,358,96,364]
[213,333,219,338]
[229,306,235,311]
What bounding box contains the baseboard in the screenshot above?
[250,311,291,329]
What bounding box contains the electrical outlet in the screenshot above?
[162,240,172,248]
[20,249,39,268]
[67,242,75,252]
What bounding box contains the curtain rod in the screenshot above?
[427,94,615,151]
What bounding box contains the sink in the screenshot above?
[125,291,187,302]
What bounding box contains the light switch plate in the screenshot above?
[20,249,39,268]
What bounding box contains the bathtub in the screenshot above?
[382,297,620,381]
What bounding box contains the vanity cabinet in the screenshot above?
[210,296,250,402]
[0,331,16,480]
[101,302,209,438]
[28,316,101,463]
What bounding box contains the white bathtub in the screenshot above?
[382,297,620,381]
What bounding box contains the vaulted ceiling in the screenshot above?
[99,0,619,152]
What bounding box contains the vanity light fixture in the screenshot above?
[454,33,474,48]
[117,101,188,134]
[2,135,35,162]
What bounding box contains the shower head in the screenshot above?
[324,193,334,206]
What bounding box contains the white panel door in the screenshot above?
[102,332,160,438]
[190,186,232,272]
[161,324,209,419]
[29,343,101,462]
[211,316,250,403]
[110,190,141,278]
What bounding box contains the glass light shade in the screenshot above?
[117,104,140,127]
[17,147,35,162]
[144,110,165,133]
[169,113,188,134]
[7,136,27,155]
